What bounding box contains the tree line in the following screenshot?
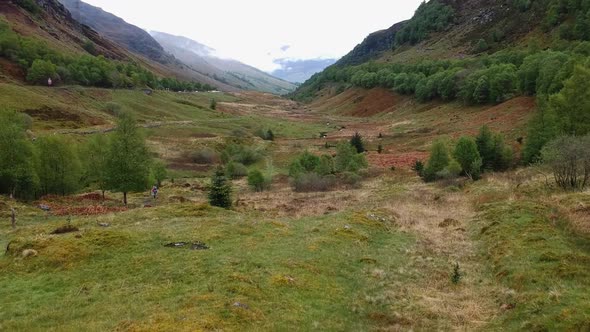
[0,110,166,204]
[0,19,215,91]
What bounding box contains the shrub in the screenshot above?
[221,144,262,165]
[292,173,336,192]
[440,159,462,179]
[412,160,425,176]
[210,98,217,110]
[342,171,362,189]
[316,155,335,176]
[289,151,320,177]
[247,169,269,192]
[189,148,219,164]
[335,142,368,173]
[208,168,232,208]
[541,136,590,191]
[474,39,489,53]
[226,162,248,179]
[103,102,123,117]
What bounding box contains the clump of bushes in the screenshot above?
[226,161,248,179]
[292,173,336,192]
[247,169,272,192]
[289,140,368,192]
[188,148,219,165]
[418,126,514,182]
[255,128,275,141]
[221,143,263,166]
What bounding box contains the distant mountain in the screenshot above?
[56,0,241,91]
[271,58,337,84]
[151,32,297,95]
[58,0,174,64]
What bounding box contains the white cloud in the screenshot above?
[81,0,423,71]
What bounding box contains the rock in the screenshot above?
[164,241,210,250]
[165,242,188,248]
[22,249,38,258]
[233,302,249,309]
[98,222,110,227]
[191,242,209,250]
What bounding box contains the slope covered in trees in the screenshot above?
[292,0,590,164]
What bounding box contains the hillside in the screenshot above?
[151,31,297,94]
[0,0,238,91]
[58,0,174,65]
[292,0,563,103]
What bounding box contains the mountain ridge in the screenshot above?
[151,31,297,94]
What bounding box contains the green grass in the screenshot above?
[476,200,590,331]
[0,203,414,331]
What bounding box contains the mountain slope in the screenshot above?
[336,21,407,67]
[291,0,569,104]
[58,0,174,65]
[0,0,242,91]
[151,31,297,94]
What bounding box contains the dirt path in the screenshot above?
[55,120,195,135]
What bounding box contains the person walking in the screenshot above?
[151,185,158,200]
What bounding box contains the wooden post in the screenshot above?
[10,208,16,229]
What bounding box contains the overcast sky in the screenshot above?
[82,0,423,72]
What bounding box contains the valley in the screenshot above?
[1,88,589,331]
[1,0,590,330]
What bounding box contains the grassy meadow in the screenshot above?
[0,88,589,331]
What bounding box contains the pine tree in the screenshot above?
[208,167,232,208]
[453,136,481,176]
[350,132,365,153]
[105,113,152,205]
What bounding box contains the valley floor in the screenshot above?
[0,90,589,331]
